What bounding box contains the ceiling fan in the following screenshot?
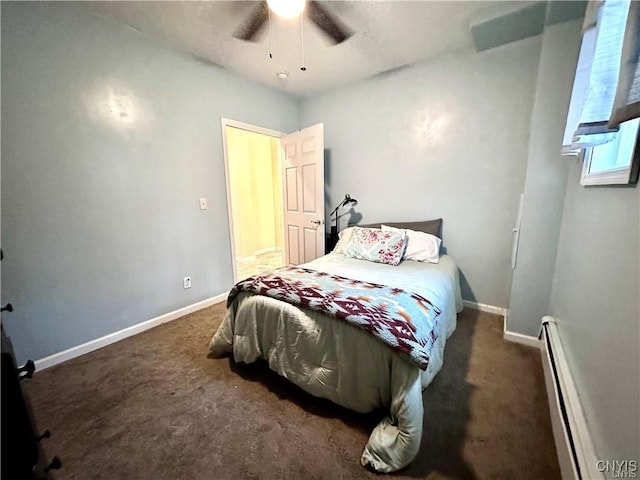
[234,0,353,45]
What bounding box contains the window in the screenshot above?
[562,0,640,185]
[581,117,640,185]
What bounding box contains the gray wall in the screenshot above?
[507,19,582,337]
[507,12,639,461]
[1,2,298,363]
[549,159,639,462]
[300,38,542,307]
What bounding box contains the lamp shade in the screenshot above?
[331,194,357,216]
[343,194,357,207]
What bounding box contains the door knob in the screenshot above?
[310,220,322,225]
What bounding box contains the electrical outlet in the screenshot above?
[183,276,191,289]
[199,198,207,210]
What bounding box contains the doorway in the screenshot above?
[222,120,285,281]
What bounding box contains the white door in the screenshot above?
[281,123,325,265]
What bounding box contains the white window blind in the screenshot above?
[562,0,632,154]
[577,1,629,127]
[562,26,598,155]
[609,0,640,126]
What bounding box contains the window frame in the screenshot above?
[580,127,640,186]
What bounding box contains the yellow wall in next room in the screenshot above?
[226,126,283,259]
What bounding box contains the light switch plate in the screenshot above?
[199,198,207,210]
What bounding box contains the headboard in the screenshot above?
[356,218,443,239]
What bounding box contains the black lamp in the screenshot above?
[330,194,358,241]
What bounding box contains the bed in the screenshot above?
[208,220,463,472]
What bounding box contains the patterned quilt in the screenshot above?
[227,266,442,370]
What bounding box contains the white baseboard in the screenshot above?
[236,255,257,264]
[503,330,542,348]
[502,310,542,348]
[237,247,282,263]
[34,293,227,371]
[463,300,541,348]
[255,246,282,256]
[462,300,507,317]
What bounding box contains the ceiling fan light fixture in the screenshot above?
[267,0,306,19]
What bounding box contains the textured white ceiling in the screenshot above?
[80,1,534,98]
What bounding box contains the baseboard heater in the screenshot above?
[540,317,602,480]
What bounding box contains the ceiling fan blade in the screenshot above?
[306,1,353,44]
[234,1,269,42]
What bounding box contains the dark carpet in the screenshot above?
[23,303,561,480]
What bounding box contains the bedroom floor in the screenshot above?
[236,249,284,280]
[23,304,561,480]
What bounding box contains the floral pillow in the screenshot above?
[343,227,407,266]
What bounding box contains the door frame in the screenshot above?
[221,118,285,282]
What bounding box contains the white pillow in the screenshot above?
[381,224,441,263]
[332,226,356,254]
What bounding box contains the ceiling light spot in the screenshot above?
[267,0,305,19]
[277,71,289,80]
